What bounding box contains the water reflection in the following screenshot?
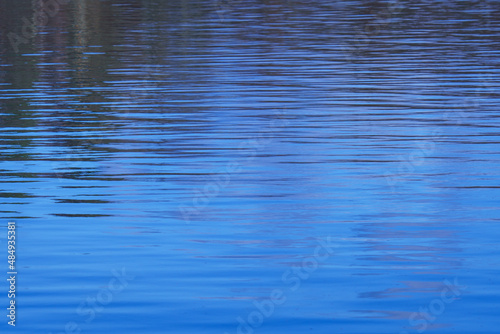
[0,1,499,333]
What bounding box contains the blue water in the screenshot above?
[0,1,499,333]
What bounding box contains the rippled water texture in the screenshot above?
[0,1,499,333]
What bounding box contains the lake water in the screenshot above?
[0,1,499,333]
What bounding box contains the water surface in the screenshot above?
[0,1,499,333]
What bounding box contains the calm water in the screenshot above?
[0,1,499,333]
